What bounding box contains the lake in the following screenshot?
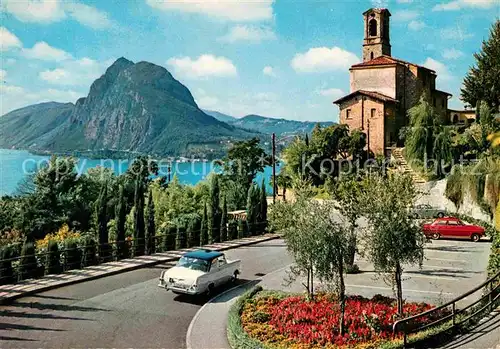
[0,149,281,196]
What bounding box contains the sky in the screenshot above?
[1,0,499,122]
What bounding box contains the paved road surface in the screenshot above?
[0,239,293,349]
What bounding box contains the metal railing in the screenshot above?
[0,220,269,285]
[393,270,500,348]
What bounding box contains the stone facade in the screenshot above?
[448,109,476,125]
[334,7,453,156]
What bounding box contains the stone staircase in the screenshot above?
[391,148,426,184]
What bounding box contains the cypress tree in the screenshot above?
[260,179,268,234]
[162,225,176,251]
[176,225,186,249]
[200,202,208,246]
[96,182,109,261]
[246,185,259,236]
[0,245,14,285]
[115,185,126,259]
[220,196,228,242]
[133,180,145,256]
[146,189,156,255]
[228,221,238,240]
[46,240,61,275]
[19,241,37,280]
[208,175,221,244]
[186,219,195,248]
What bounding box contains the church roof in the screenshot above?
[333,90,398,104]
[351,55,435,73]
[435,89,452,96]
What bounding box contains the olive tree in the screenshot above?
[362,174,425,315]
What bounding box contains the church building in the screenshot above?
[333,8,452,156]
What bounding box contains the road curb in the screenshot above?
[0,234,280,305]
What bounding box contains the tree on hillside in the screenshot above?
[362,174,425,315]
[405,94,439,162]
[461,20,500,110]
[133,180,145,256]
[96,182,110,260]
[432,127,453,178]
[115,185,127,259]
[146,188,156,255]
[222,138,270,193]
[208,175,221,244]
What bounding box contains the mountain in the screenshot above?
[203,110,236,123]
[203,111,335,137]
[0,58,257,157]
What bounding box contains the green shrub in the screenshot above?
[0,245,15,285]
[64,239,82,271]
[237,220,247,239]
[162,226,176,251]
[18,241,38,281]
[45,240,61,275]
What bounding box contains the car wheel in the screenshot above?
[231,271,239,284]
[206,283,215,297]
[471,233,480,242]
[437,212,445,218]
[431,232,440,240]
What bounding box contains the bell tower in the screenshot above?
[362,8,391,62]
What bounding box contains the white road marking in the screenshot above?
[346,284,455,295]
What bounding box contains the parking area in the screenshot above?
[262,238,492,306]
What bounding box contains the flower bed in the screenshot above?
[240,292,447,349]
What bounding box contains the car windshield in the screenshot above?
[177,257,210,272]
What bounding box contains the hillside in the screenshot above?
[0,58,257,157]
[204,110,334,137]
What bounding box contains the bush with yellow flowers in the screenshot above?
[36,224,81,250]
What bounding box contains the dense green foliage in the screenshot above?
[0,245,14,284]
[175,226,186,250]
[221,196,228,242]
[96,183,110,260]
[18,241,38,281]
[461,20,500,110]
[208,175,221,244]
[64,239,81,270]
[200,203,208,246]
[133,180,145,256]
[115,185,127,259]
[280,124,366,186]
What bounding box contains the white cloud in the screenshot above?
[433,0,497,11]
[1,0,112,29]
[23,42,73,61]
[197,96,219,109]
[318,88,345,99]
[0,27,22,51]
[0,83,83,115]
[440,26,474,41]
[291,47,360,73]
[393,10,420,22]
[166,54,237,79]
[423,58,454,82]
[371,0,390,7]
[39,57,111,86]
[218,25,276,43]
[263,66,276,77]
[64,2,113,29]
[0,70,6,81]
[397,0,414,3]
[1,0,66,23]
[408,20,426,31]
[146,0,274,22]
[442,48,464,60]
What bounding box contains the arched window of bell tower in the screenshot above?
[370,52,374,60]
[369,19,377,36]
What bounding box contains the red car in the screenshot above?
[422,217,485,242]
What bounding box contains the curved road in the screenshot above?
[0,239,291,348]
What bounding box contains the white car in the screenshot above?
[158,249,241,296]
